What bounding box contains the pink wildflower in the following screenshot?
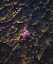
[22,30,30,38]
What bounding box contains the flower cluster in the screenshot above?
[22,30,30,38]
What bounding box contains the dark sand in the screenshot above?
[0,0,53,64]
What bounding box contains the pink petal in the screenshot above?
[24,30,30,36]
[25,31,30,36]
[22,34,25,37]
[26,33,30,36]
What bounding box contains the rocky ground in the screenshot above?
[0,0,53,64]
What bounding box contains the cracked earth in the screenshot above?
[0,0,53,64]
